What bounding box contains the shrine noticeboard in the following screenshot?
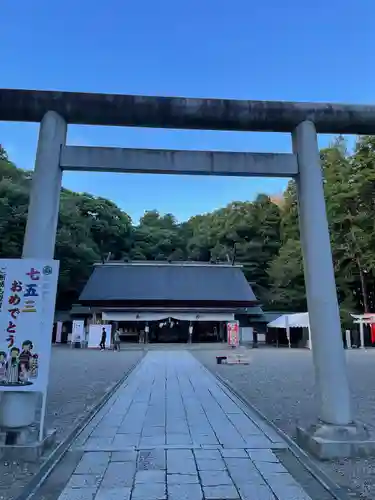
[72,319,85,342]
[227,321,239,347]
[0,259,59,393]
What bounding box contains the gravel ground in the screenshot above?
[0,345,144,500]
[3,345,375,499]
[195,347,375,500]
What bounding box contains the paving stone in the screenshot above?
[224,457,266,484]
[167,425,190,434]
[101,462,135,488]
[142,426,165,437]
[138,449,166,470]
[111,450,137,462]
[217,404,242,415]
[118,425,143,434]
[269,483,312,500]
[269,442,289,449]
[120,417,143,426]
[242,437,274,448]
[167,413,187,427]
[221,449,248,458]
[168,483,203,500]
[104,414,124,424]
[56,352,314,500]
[236,483,276,500]
[255,461,289,475]
[66,474,103,488]
[58,488,97,500]
[200,470,234,486]
[189,420,209,429]
[135,470,165,483]
[189,425,214,434]
[247,449,279,462]
[144,420,166,428]
[166,434,192,445]
[264,473,302,489]
[113,434,140,447]
[203,485,240,499]
[144,417,166,424]
[91,426,119,438]
[196,458,226,471]
[94,487,131,500]
[84,437,114,450]
[167,449,194,461]
[75,452,111,474]
[219,436,247,447]
[167,473,199,484]
[131,482,166,499]
[167,458,197,474]
[139,436,165,447]
[164,444,199,450]
[191,434,219,445]
[194,449,222,460]
[227,414,262,435]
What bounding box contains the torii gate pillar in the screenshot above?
[293,121,369,458]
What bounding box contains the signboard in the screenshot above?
[88,324,112,348]
[72,319,85,342]
[227,321,239,347]
[0,259,59,393]
[241,326,253,343]
[55,321,63,343]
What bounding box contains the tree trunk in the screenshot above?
[350,225,370,313]
[358,261,369,313]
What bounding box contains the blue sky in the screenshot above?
[1,0,374,223]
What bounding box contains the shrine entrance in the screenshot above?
[2,88,375,456]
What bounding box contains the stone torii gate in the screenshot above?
[1,89,375,458]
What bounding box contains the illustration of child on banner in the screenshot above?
[0,264,43,387]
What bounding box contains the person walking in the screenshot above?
[114,329,121,351]
[99,327,106,350]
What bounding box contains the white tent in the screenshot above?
[267,313,311,349]
[267,314,289,329]
[268,313,309,328]
[288,312,310,328]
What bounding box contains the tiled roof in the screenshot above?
[79,262,258,305]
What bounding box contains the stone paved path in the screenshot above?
[57,351,316,499]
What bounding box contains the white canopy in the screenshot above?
[267,315,289,328]
[268,312,310,329]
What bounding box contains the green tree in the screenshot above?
[131,210,186,261]
[3,133,375,318]
[0,178,29,257]
[267,239,306,311]
[73,193,133,260]
[0,155,31,257]
[0,145,9,161]
[183,197,282,303]
[324,137,375,313]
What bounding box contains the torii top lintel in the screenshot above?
[1,88,375,135]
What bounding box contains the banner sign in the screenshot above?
[55,321,63,343]
[227,321,239,347]
[0,259,59,392]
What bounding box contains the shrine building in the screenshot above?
[77,261,263,343]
